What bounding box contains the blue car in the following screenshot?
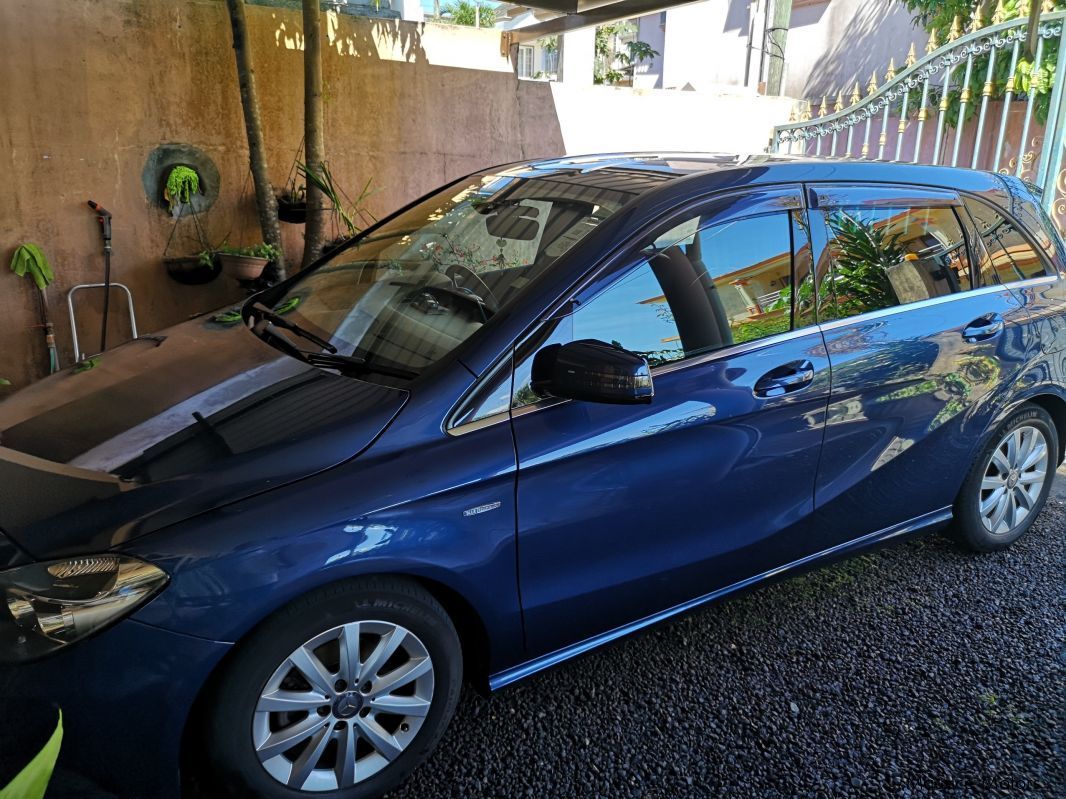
[1,154,1064,798]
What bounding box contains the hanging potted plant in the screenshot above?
[163,165,201,217]
[299,161,377,253]
[161,180,220,286]
[276,182,307,224]
[216,242,280,281]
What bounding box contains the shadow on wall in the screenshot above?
[795,0,926,102]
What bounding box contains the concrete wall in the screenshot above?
[0,0,563,389]
[0,0,790,390]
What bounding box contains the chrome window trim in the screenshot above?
[814,279,1052,334]
[447,409,511,437]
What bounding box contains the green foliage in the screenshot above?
[10,244,54,291]
[73,357,100,373]
[273,296,302,315]
[211,307,243,326]
[217,242,281,260]
[0,378,11,386]
[0,711,62,799]
[594,22,659,85]
[298,161,376,236]
[896,0,1066,126]
[822,212,905,317]
[165,165,201,212]
[442,1,495,27]
[731,314,790,344]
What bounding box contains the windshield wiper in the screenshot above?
[250,302,337,353]
[304,351,418,380]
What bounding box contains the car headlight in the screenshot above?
[0,555,167,663]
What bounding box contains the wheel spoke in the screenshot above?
[368,694,432,717]
[335,722,358,788]
[338,622,362,685]
[371,656,432,697]
[1006,431,1019,466]
[288,645,335,696]
[990,449,1011,476]
[981,475,1005,491]
[257,690,328,713]
[1006,491,1020,528]
[1019,467,1046,486]
[1020,441,1047,471]
[356,716,403,761]
[360,628,407,681]
[287,725,332,789]
[256,714,328,761]
[981,487,1005,515]
[1013,485,1034,511]
[988,490,1011,532]
[1014,428,1033,468]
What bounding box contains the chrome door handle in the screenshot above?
[962,313,1005,343]
[754,360,816,398]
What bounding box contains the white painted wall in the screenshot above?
[548,81,793,154]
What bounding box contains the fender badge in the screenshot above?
[463,501,502,517]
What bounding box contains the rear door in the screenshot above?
[511,187,834,656]
[807,184,1032,543]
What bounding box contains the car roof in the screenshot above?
[496,152,1004,198]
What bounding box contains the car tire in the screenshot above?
[952,403,1058,552]
[199,576,462,799]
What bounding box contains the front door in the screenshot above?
[511,188,833,656]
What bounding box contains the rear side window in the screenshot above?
[571,212,797,366]
[818,205,972,321]
[962,197,1049,285]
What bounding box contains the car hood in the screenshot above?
[0,312,408,559]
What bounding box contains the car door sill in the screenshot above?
[489,506,953,691]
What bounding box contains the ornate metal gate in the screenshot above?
[772,8,1066,237]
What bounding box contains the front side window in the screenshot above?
[511,211,797,405]
[963,196,1049,285]
[257,169,633,384]
[818,205,972,320]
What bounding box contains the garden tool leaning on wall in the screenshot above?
[9,243,59,375]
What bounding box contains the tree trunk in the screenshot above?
[224,0,287,281]
[302,0,328,267]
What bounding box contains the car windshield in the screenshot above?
[253,168,635,382]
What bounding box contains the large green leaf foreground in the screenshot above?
[0,711,63,799]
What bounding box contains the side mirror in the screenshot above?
[531,339,654,405]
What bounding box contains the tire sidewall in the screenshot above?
[202,582,462,799]
[955,404,1058,551]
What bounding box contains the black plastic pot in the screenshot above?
[163,255,221,285]
[277,197,307,224]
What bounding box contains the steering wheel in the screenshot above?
[444,263,501,313]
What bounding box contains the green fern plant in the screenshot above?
[10,244,54,290]
[165,165,201,212]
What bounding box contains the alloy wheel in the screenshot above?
[253,620,434,792]
[979,424,1049,536]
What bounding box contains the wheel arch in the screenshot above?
[1025,392,1066,465]
[178,570,494,793]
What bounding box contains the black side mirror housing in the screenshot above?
[531,339,654,405]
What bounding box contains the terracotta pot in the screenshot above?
[218,254,269,281]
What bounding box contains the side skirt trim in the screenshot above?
[488,507,953,690]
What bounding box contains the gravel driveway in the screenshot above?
[392,501,1064,799]
[39,490,1065,799]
